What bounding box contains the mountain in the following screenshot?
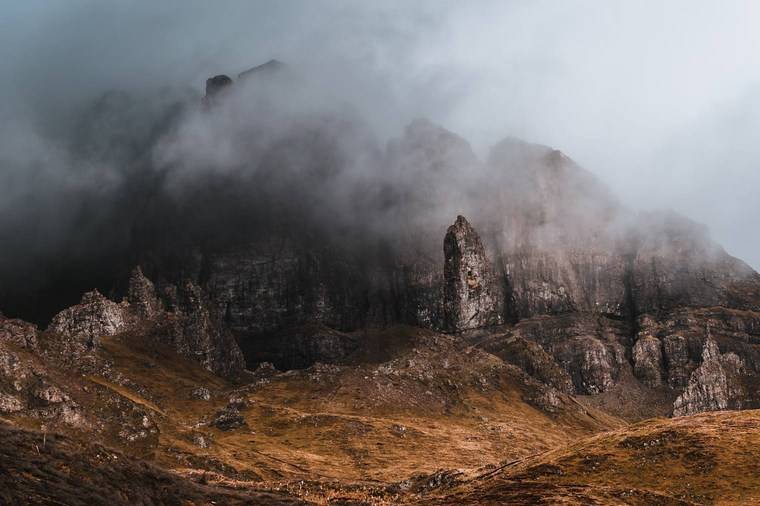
[2,62,760,503]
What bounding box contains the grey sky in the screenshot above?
[2,1,759,267]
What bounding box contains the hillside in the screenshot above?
[415,410,760,505]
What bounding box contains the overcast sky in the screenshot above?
[2,1,759,267]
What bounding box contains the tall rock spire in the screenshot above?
[443,215,504,332]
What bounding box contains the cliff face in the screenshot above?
[179,108,760,417]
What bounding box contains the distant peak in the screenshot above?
[238,59,286,80]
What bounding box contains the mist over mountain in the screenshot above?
[2,3,760,504]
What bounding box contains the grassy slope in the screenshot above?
[419,410,760,505]
[0,423,307,506]
[65,326,622,504]
[11,325,758,505]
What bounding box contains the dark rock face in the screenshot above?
[162,280,245,377]
[632,336,664,388]
[630,212,760,314]
[477,333,574,394]
[661,334,695,389]
[204,242,370,336]
[443,216,503,332]
[241,324,359,370]
[553,335,622,395]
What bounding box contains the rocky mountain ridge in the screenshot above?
[3,64,760,424]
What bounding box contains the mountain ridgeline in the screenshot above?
[2,62,760,420]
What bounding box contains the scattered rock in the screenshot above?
[33,385,69,405]
[0,393,23,413]
[192,432,212,449]
[212,406,246,431]
[227,392,248,410]
[191,387,211,401]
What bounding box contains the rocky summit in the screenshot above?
[1,62,760,504]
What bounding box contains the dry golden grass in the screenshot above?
[420,410,760,505]
[88,327,626,502]
[9,326,757,504]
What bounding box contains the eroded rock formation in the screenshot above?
[443,216,503,332]
[673,337,746,416]
[48,291,129,350]
[45,268,244,377]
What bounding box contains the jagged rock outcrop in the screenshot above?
[673,337,746,416]
[5,78,760,418]
[212,405,246,431]
[443,216,503,332]
[48,291,129,350]
[127,267,162,318]
[45,268,244,378]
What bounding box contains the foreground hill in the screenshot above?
[414,410,760,505]
[0,424,306,506]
